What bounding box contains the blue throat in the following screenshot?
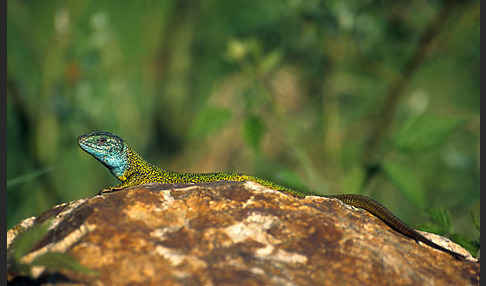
[108,156,128,179]
[82,145,129,180]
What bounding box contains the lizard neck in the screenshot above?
[119,146,167,181]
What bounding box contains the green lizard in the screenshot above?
[78,130,466,260]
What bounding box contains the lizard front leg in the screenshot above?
[99,185,126,195]
[99,174,140,194]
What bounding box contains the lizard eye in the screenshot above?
[97,137,107,144]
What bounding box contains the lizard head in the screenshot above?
[78,131,129,180]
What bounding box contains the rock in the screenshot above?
[7,182,480,285]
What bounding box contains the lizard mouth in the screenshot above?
[80,143,104,153]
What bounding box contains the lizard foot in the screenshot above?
[98,187,124,195]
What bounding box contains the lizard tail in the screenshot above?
[326,194,466,260]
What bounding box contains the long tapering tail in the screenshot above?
[326,194,466,260]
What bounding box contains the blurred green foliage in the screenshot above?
[7,0,479,252]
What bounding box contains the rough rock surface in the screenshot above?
[7,182,479,285]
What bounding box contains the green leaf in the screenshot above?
[418,209,480,256]
[430,208,451,231]
[449,234,480,257]
[189,107,232,138]
[7,167,55,189]
[422,208,452,234]
[12,221,51,260]
[243,114,265,152]
[383,159,426,209]
[393,115,464,152]
[31,252,98,275]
